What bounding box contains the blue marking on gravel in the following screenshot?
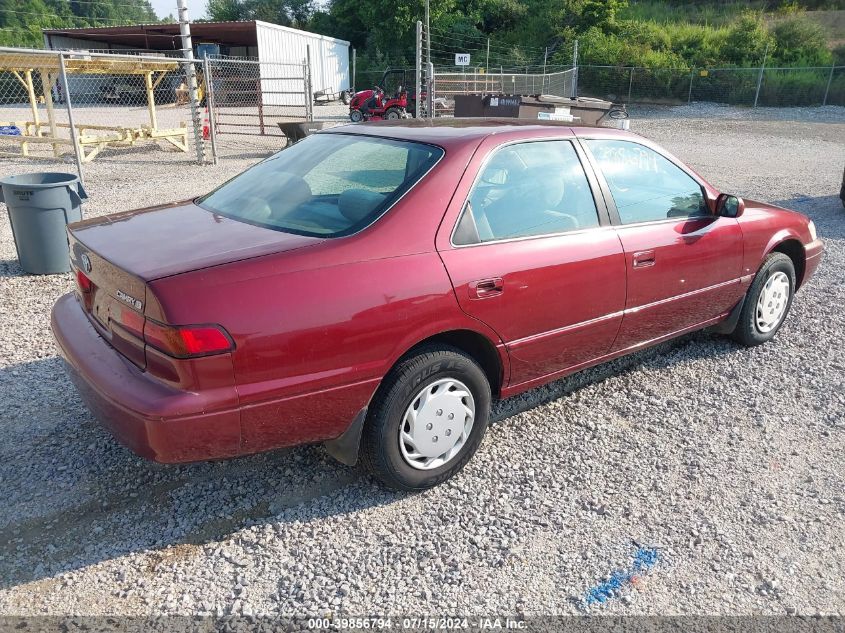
[584,546,660,607]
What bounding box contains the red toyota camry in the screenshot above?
[52,119,823,490]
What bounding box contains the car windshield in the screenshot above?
[198,133,442,237]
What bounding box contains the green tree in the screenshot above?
[0,0,159,47]
[207,0,313,26]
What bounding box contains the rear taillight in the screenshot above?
[76,269,92,293]
[111,303,145,339]
[143,320,234,358]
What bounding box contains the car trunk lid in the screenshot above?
[70,235,149,368]
[68,201,321,370]
[67,200,322,281]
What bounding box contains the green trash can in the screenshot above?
[0,172,87,275]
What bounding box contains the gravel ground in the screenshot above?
[0,103,844,619]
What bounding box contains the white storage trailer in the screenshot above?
[43,21,351,103]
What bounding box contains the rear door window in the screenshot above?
[453,140,600,245]
[198,134,442,237]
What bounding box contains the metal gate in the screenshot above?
[204,55,312,160]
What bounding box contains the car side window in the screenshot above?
[585,139,707,224]
[453,140,600,245]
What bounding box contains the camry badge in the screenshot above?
[80,253,92,273]
[115,289,143,311]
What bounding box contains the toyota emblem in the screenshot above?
[80,253,92,273]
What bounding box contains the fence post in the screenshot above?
[753,41,769,108]
[202,54,218,166]
[571,39,579,98]
[628,67,634,103]
[427,61,434,119]
[486,38,490,94]
[542,47,548,94]
[415,21,422,118]
[305,45,314,122]
[823,65,835,106]
[352,47,356,92]
[57,53,84,189]
[687,69,695,103]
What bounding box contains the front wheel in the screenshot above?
[360,345,491,491]
[349,109,364,122]
[730,252,796,346]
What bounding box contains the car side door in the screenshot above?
[582,138,745,352]
[436,134,627,391]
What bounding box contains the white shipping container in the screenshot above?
[255,21,349,106]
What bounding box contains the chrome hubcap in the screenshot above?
[756,271,790,333]
[399,378,475,470]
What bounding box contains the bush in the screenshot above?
[770,17,833,66]
[722,12,776,66]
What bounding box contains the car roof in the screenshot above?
[321,118,638,149]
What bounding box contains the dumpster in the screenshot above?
[453,94,629,128]
[0,172,87,275]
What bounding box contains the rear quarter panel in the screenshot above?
[147,137,506,453]
[150,252,504,453]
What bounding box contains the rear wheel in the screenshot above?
[360,345,491,491]
[385,107,402,120]
[730,252,796,346]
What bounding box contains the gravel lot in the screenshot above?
[0,103,843,619]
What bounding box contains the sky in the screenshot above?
[149,0,207,21]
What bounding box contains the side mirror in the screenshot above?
[716,193,745,218]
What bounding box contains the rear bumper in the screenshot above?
[51,293,241,463]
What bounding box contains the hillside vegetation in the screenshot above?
[0,0,160,48]
[302,0,845,74]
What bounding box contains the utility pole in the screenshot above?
[415,21,422,118]
[176,0,204,163]
[425,0,431,69]
[424,0,433,119]
[571,39,579,98]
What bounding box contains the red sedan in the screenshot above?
[51,120,823,490]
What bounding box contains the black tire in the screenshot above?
[349,109,364,123]
[341,90,352,105]
[731,252,796,346]
[360,345,491,491]
[385,107,402,120]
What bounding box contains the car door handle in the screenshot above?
[469,277,503,299]
[632,250,656,268]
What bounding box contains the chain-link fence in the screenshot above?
[577,65,845,107]
[0,46,316,179]
[421,26,578,117]
[204,55,311,162]
[0,47,205,177]
[418,25,845,114]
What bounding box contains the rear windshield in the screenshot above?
[198,134,443,237]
